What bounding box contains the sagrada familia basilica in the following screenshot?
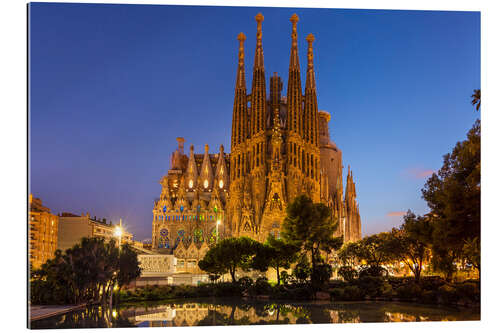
[151,13,362,262]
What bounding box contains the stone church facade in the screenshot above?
[152,13,361,256]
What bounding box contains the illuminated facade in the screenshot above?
[152,13,361,254]
[57,212,133,251]
[29,194,59,269]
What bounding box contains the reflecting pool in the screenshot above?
[30,298,480,329]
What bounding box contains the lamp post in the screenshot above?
[216,220,221,242]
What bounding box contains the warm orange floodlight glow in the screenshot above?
[114,226,123,238]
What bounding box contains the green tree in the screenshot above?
[292,254,312,283]
[198,249,228,279]
[198,237,260,282]
[116,243,142,291]
[356,233,393,268]
[282,195,342,286]
[471,89,480,111]
[463,236,480,271]
[30,237,141,305]
[338,241,360,268]
[251,234,299,285]
[337,241,361,281]
[387,211,433,283]
[422,119,480,280]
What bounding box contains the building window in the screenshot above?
[219,179,224,188]
[204,179,209,189]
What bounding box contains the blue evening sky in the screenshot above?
[29,3,480,241]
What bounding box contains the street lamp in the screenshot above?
[216,220,221,241]
[114,218,123,248]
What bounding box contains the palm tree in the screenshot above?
[471,89,480,111]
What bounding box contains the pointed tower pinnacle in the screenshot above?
[287,13,303,136]
[231,32,248,149]
[305,33,319,145]
[254,13,264,68]
[306,33,316,90]
[250,13,267,137]
[236,32,246,87]
[185,144,198,190]
[200,144,213,190]
[289,13,299,68]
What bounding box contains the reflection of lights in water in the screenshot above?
[112,310,117,318]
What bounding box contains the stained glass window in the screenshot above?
[194,229,203,244]
[209,228,217,243]
[163,205,166,213]
[158,227,170,249]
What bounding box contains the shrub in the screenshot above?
[395,283,422,299]
[380,282,394,297]
[194,283,213,297]
[208,274,221,282]
[338,266,358,282]
[358,265,388,278]
[287,284,313,300]
[311,264,333,289]
[250,277,272,295]
[330,287,345,300]
[342,285,363,301]
[238,276,254,290]
[436,284,459,304]
[270,284,289,299]
[293,256,311,282]
[455,282,479,302]
[419,276,446,291]
[280,271,291,285]
[356,276,385,297]
[421,290,437,303]
[212,282,244,297]
[328,279,348,289]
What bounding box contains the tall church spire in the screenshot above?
[305,33,319,146]
[231,32,248,149]
[286,13,303,136]
[250,13,266,137]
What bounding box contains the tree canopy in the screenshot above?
[198,237,260,282]
[282,195,342,287]
[251,234,300,285]
[30,237,141,305]
[386,211,433,282]
[422,119,480,279]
